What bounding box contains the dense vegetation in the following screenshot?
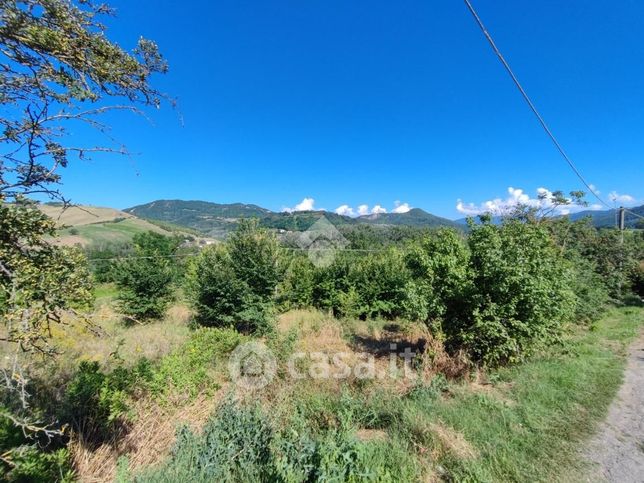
[1,1,643,481]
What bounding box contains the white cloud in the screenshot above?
[334,204,354,216]
[283,197,316,213]
[609,191,636,205]
[456,187,606,217]
[357,204,369,216]
[589,184,600,195]
[371,205,387,214]
[392,201,411,214]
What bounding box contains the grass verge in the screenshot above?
[421,306,643,481]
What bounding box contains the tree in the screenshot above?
[115,232,179,321]
[187,221,281,334]
[0,0,166,435]
[452,218,575,365]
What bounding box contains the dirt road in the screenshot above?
[585,329,644,482]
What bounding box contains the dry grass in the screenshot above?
[50,303,191,374]
[38,205,134,227]
[429,422,478,460]
[70,391,223,482]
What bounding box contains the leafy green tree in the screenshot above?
[187,221,281,333]
[405,229,470,323]
[0,0,167,438]
[277,255,316,310]
[0,201,93,353]
[227,219,282,299]
[115,232,179,321]
[453,218,575,365]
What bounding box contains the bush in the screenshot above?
[149,328,243,397]
[1,411,73,482]
[115,232,179,321]
[347,248,420,320]
[405,229,470,322]
[277,255,316,311]
[135,397,418,482]
[63,360,152,436]
[450,219,575,365]
[136,399,274,482]
[187,220,281,334]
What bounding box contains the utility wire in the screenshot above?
[86,247,391,263]
[463,0,612,210]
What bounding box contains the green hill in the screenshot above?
[357,208,461,228]
[124,199,273,238]
[39,203,208,247]
[569,204,644,228]
[123,200,461,236]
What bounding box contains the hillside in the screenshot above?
[124,200,460,237]
[39,203,204,247]
[358,208,460,228]
[125,200,274,238]
[569,204,644,228]
[454,204,644,228]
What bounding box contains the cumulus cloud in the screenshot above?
[283,197,316,213]
[392,201,411,214]
[456,187,606,217]
[609,191,636,205]
[371,205,387,214]
[334,204,355,216]
[357,204,369,216]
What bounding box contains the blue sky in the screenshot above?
[59,0,643,219]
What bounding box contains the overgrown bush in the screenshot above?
[115,232,179,321]
[187,220,281,333]
[0,418,73,483]
[449,219,576,365]
[405,229,470,323]
[277,255,316,310]
[63,360,152,437]
[149,328,244,397]
[135,397,418,482]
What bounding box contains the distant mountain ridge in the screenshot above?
[125,199,643,238]
[124,200,460,237]
[454,204,644,228]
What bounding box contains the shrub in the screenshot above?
[136,399,273,482]
[405,229,470,322]
[451,219,575,365]
[227,219,282,300]
[135,397,417,482]
[277,255,316,311]
[63,360,152,436]
[115,232,179,321]
[187,220,281,334]
[1,411,73,482]
[149,328,244,397]
[348,248,420,320]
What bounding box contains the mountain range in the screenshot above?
[124,200,461,238]
[123,199,643,238]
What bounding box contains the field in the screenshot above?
[2,213,643,482]
[38,204,212,247]
[47,290,643,482]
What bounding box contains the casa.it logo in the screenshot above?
[228,342,277,390]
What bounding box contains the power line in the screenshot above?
[86,247,391,263]
[623,207,644,221]
[463,0,612,210]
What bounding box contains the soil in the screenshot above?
[585,329,644,482]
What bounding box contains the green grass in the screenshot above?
[93,282,119,302]
[59,218,168,245]
[107,307,644,482]
[388,306,643,481]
